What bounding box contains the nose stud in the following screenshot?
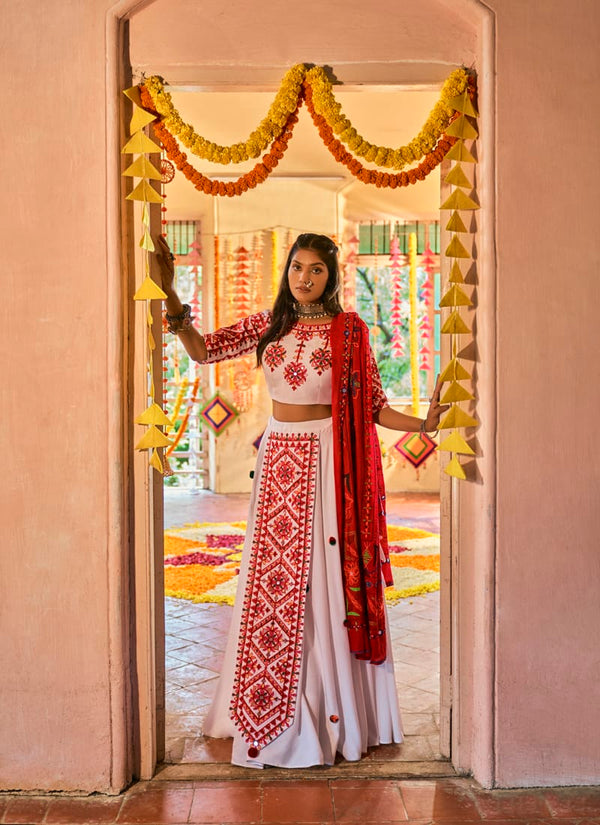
[304,279,313,288]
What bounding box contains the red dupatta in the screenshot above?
[331,312,393,665]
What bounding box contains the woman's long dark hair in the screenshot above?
[256,232,343,365]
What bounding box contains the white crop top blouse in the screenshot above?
[202,311,388,414]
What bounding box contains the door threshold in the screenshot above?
[154,759,456,782]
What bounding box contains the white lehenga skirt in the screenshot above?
[203,416,403,768]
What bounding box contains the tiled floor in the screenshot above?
[163,490,443,766]
[2,779,600,823]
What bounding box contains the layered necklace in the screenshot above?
[294,302,329,320]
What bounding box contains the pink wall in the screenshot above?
[1,0,598,793]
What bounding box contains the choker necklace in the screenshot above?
[295,302,329,319]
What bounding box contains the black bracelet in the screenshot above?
[165,303,191,323]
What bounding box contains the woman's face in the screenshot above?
[287,248,329,304]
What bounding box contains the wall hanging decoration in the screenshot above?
[389,233,405,358]
[122,85,172,473]
[408,232,420,417]
[393,431,437,472]
[125,65,479,478]
[342,234,358,311]
[437,83,479,480]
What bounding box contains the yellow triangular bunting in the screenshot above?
[438,405,478,429]
[135,402,172,427]
[123,85,143,106]
[445,235,471,258]
[439,357,472,382]
[445,114,479,141]
[447,91,479,118]
[149,448,164,473]
[444,164,472,188]
[437,430,476,455]
[134,275,167,301]
[439,285,473,308]
[121,131,161,155]
[130,107,156,133]
[445,140,477,164]
[126,179,164,203]
[446,211,468,233]
[135,425,172,450]
[448,260,465,283]
[440,189,480,211]
[444,455,467,479]
[441,381,475,403]
[122,155,162,181]
[440,310,471,335]
[140,229,155,251]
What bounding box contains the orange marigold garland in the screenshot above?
[140,84,302,197]
[304,82,456,189]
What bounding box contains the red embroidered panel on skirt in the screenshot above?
[230,432,319,751]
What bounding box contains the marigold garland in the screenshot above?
[140,84,302,197]
[306,66,469,170]
[304,83,455,188]
[144,64,306,164]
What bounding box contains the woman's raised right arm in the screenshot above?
[156,235,208,362]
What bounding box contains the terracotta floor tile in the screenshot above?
[262,781,334,823]
[399,780,480,820]
[117,788,193,824]
[543,787,600,816]
[472,787,551,819]
[2,796,49,824]
[45,795,123,824]
[189,785,260,823]
[332,783,408,821]
[182,735,233,763]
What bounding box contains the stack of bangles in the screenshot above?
[165,303,194,334]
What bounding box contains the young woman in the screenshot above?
[156,232,447,769]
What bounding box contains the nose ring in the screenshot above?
[305,279,313,288]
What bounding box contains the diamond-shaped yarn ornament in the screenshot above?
[393,432,437,468]
[200,393,238,436]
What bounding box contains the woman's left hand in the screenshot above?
[424,375,450,431]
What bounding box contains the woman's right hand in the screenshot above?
[155,235,176,295]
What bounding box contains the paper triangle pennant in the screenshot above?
[445,235,471,259]
[444,164,472,188]
[446,211,468,233]
[135,402,172,426]
[134,275,167,301]
[449,260,465,283]
[445,114,479,141]
[438,405,478,429]
[121,131,161,155]
[439,357,472,382]
[123,85,143,106]
[140,229,155,251]
[444,455,467,479]
[447,90,479,118]
[445,140,477,164]
[437,430,476,455]
[439,284,473,308]
[126,179,164,203]
[441,381,475,403]
[440,189,480,211]
[130,107,156,134]
[441,310,471,335]
[135,425,172,450]
[122,155,162,181]
[149,448,164,473]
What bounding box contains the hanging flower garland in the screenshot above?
[306,66,469,170]
[166,377,201,457]
[304,83,455,189]
[140,84,302,197]
[143,65,306,164]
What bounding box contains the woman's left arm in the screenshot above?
[375,375,449,433]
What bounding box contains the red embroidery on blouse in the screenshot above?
[264,342,286,371]
[284,361,307,390]
[278,323,332,391]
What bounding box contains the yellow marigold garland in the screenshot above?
[144,64,306,164]
[306,66,469,170]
